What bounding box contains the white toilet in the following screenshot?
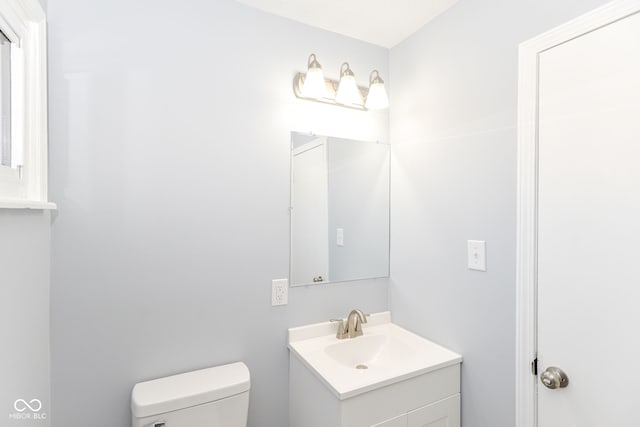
[131,362,250,427]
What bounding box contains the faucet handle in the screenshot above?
[330,319,348,339]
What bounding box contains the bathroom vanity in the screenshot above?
[288,312,462,427]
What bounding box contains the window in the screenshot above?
[0,0,54,209]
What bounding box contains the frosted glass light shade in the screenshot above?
[302,67,328,99]
[365,82,389,110]
[336,75,363,106]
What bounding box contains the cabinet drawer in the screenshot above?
[407,394,460,427]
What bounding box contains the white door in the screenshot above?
[536,8,640,426]
[291,138,329,284]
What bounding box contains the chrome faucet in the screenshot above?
[331,309,368,339]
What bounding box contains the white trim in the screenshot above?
[515,1,640,426]
[24,13,49,203]
[0,198,55,209]
[0,0,50,209]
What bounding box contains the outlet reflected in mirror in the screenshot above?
[290,132,390,286]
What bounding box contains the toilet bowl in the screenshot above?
[131,362,250,427]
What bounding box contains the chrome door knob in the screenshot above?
[540,366,569,389]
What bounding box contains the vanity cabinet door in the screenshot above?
[407,394,460,427]
[370,414,407,427]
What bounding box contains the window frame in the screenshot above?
[0,0,54,209]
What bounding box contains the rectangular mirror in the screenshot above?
[290,132,390,286]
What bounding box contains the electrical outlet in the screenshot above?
[272,279,288,306]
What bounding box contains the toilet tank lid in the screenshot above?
[131,362,250,418]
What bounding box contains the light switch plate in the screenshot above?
[467,240,486,271]
[272,278,288,306]
[336,228,344,246]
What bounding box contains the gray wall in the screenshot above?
[47,1,388,426]
[0,211,51,427]
[388,0,610,426]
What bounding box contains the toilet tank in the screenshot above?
[131,362,250,427]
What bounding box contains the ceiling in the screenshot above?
[234,0,459,48]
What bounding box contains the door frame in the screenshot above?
[515,1,640,426]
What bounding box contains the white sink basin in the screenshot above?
[288,312,462,399]
[324,333,415,369]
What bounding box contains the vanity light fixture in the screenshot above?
[293,54,388,111]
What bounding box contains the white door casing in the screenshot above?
[516,1,640,426]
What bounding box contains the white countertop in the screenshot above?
[288,312,462,400]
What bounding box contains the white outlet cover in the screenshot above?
[272,278,288,306]
[467,240,486,271]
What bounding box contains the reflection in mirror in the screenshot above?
[290,132,390,286]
